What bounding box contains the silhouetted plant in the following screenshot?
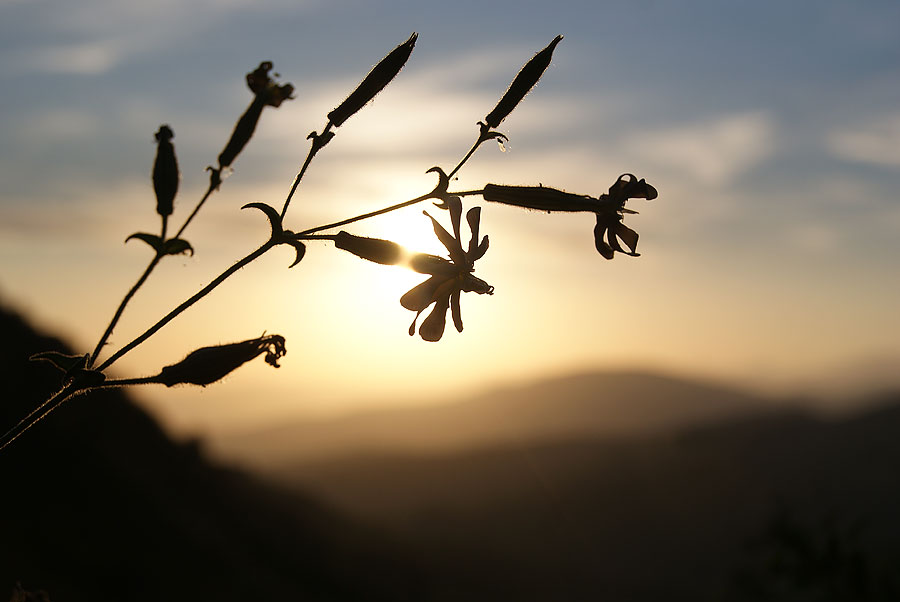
[1,33,658,451]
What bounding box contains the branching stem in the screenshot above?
[96,239,276,372]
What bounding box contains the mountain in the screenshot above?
[218,370,770,467]
[266,395,900,601]
[0,304,424,601]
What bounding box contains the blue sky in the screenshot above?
[1,0,899,435]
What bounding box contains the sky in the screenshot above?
[1,0,899,437]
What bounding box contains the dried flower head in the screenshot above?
[484,35,563,129]
[327,33,417,128]
[217,62,294,170]
[152,125,179,217]
[482,174,658,259]
[157,334,286,387]
[401,197,493,342]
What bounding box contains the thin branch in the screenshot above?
[96,239,276,372]
[280,123,333,220]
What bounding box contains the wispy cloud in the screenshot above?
[622,112,777,186]
[827,112,900,167]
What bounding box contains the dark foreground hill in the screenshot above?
[259,393,900,600]
[0,305,424,602]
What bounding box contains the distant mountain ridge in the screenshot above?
[219,369,773,467]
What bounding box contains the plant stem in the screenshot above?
[89,254,163,368]
[175,178,218,239]
[0,382,82,452]
[297,191,435,236]
[281,123,333,220]
[96,239,276,372]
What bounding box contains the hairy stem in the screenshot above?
[298,191,435,236]
[0,382,82,452]
[97,240,276,372]
[281,123,333,220]
[89,254,163,367]
[175,177,218,239]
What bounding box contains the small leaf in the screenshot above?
[284,240,306,268]
[163,238,194,256]
[30,351,88,373]
[126,232,163,253]
[241,202,284,237]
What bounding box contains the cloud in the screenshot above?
[23,41,121,75]
[623,111,777,186]
[827,112,900,167]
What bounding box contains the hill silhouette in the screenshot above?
[245,382,900,599]
[220,369,769,466]
[0,305,424,601]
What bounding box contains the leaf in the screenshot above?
[125,232,163,253]
[163,238,194,256]
[241,202,284,237]
[284,240,307,268]
[29,351,88,373]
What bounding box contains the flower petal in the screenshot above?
[593,216,614,260]
[612,222,640,256]
[424,211,464,264]
[451,289,463,333]
[419,294,450,342]
[400,276,443,311]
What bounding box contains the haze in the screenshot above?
[1,0,898,437]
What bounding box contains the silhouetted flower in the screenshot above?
[217,62,294,170]
[401,197,493,342]
[593,174,657,259]
[482,173,657,259]
[157,334,286,387]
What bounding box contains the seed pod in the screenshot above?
[157,334,286,387]
[327,32,417,128]
[334,231,405,265]
[484,35,563,129]
[482,183,599,213]
[153,125,179,217]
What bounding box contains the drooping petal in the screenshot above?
[446,196,463,245]
[466,207,481,255]
[424,211,465,265]
[612,222,640,256]
[469,234,489,263]
[450,289,463,333]
[400,276,444,311]
[593,216,614,260]
[419,293,451,342]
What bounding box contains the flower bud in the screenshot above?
[157,334,286,387]
[218,62,294,170]
[484,35,562,129]
[327,33,417,127]
[333,231,405,265]
[482,183,599,213]
[153,125,179,217]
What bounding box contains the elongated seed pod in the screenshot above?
[334,231,405,265]
[485,35,563,129]
[153,125,179,217]
[157,335,286,387]
[482,183,601,213]
[327,33,417,127]
[218,96,265,169]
